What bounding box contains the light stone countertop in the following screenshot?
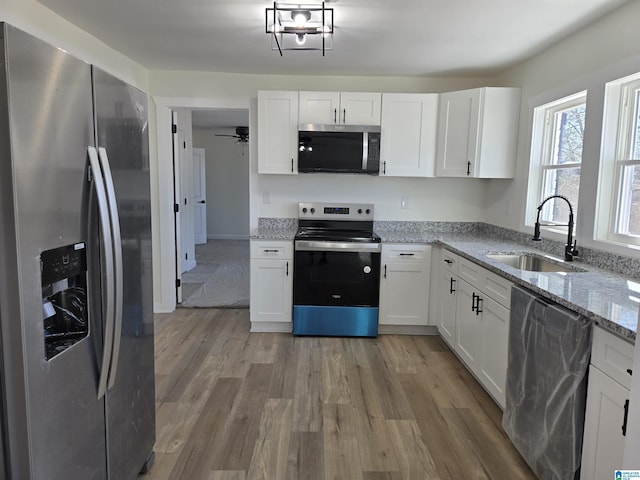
[252,219,639,342]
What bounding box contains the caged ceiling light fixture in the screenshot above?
[265,2,334,56]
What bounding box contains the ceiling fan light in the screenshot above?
[295,33,306,45]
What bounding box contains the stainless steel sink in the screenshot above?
[485,253,586,273]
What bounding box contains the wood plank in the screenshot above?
[286,431,324,480]
[246,399,293,480]
[292,337,323,432]
[323,403,364,480]
[386,419,439,480]
[209,363,275,470]
[322,338,351,404]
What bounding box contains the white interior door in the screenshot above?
[172,110,183,303]
[193,147,207,245]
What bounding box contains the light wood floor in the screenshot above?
[143,308,536,480]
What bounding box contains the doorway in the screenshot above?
[178,108,250,307]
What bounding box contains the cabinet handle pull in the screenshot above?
[384,264,387,278]
[383,161,386,175]
[476,297,483,316]
[623,398,630,436]
[333,108,337,123]
[466,161,471,176]
[444,259,453,264]
[449,277,455,294]
[291,158,294,173]
[263,249,279,253]
[471,292,478,311]
[399,253,415,256]
[286,261,289,276]
[342,108,346,124]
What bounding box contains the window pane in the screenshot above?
[541,167,581,223]
[633,90,640,159]
[551,104,585,165]
[616,164,640,236]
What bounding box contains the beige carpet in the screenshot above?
[180,239,249,308]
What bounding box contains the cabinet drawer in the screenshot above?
[481,269,512,308]
[441,249,459,275]
[458,257,482,286]
[591,326,634,389]
[383,244,431,262]
[250,240,293,259]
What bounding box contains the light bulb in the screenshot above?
[292,10,310,27]
[295,33,306,45]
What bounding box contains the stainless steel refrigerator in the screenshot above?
[0,23,155,479]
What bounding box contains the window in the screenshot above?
[529,92,586,227]
[612,78,640,237]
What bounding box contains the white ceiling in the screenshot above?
[36,0,629,77]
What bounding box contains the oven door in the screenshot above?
[293,240,381,336]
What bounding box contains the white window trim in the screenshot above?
[596,73,640,247]
[526,91,586,235]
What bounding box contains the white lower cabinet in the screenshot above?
[249,240,293,331]
[436,250,511,408]
[581,327,634,480]
[379,244,431,327]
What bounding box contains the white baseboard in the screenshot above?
[207,234,250,240]
[250,321,292,333]
[183,259,197,272]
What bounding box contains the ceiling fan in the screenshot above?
[216,126,249,143]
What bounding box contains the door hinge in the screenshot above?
[172,124,177,134]
[174,203,180,213]
[175,279,181,288]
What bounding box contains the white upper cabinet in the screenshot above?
[380,93,438,177]
[299,91,382,125]
[435,87,520,178]
[257,90,299,175]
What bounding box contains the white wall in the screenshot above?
[192,129,250,239]
[0,0,148,91]
[486,0,640,257]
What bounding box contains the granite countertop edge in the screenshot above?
[251,224,637,342]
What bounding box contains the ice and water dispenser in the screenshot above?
[41,243,88,360]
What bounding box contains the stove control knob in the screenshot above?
[302,207,308,214]
[363,266,372,274]
[310,208,316,214]
[358,208,363,214]
[366,208,371,214]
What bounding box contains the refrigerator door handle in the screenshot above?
[88,146,116,400]
[98,147,123,391]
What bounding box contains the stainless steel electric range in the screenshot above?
[293,202,381,337]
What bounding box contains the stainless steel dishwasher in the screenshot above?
[503,285,593,480]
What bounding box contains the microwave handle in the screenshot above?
[362,131,368,171]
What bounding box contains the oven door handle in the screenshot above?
[295,240,382,253]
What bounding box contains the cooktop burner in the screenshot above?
[295,227,381,243]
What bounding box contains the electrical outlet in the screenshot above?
[263,191,271,204]
[401,197,409,209]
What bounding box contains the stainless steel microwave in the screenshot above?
[298,124,381,174]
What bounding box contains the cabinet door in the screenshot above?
[299,91,340,124]
[438,270,457,347]
[435,89,481,177]
[455,280,481,369]
[250,258,293,323]
[380,93,438,177]
[581,366,629,480]
[478,295,509,408]
[339,92,382,125]
[257,90,298,174]
[379,261,430,326]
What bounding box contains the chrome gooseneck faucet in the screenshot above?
[532,194,579,261]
